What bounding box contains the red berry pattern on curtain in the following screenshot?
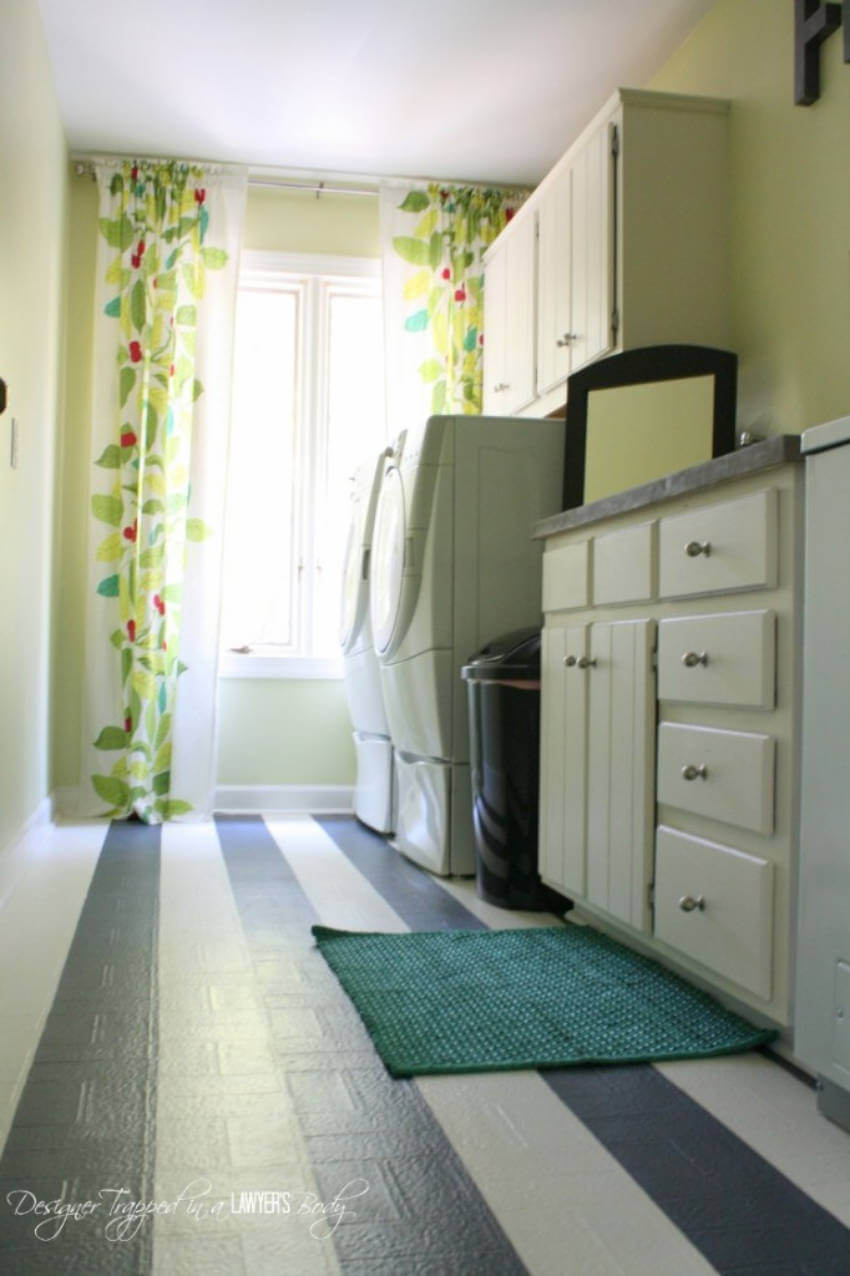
[391,183,526,415]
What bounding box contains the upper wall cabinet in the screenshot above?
[482,213,536,417]
[484,88,731,419]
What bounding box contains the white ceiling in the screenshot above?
[39,0,712,186]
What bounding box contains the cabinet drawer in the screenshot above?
[657,609,775,708]
[657,723,775,834]
[542,541,590,611]
[654,826,773,998]
[659,489,778,599]
[593,522,655,605]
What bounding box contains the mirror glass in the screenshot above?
[582,374,716,504]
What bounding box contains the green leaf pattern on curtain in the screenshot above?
[391,183,527,415]
[89,161,228,821]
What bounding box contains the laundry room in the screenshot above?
[2,1,850,1273]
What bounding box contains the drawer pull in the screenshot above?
[493,382,510,393]
[577,656,597,669]
[681,650,709,667]
[681,763,709,781]
[678,894,706,913]
[684,540,712,557]
[563,654,577,667]
[556,332,578,348]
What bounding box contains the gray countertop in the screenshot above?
[533,434,802,539]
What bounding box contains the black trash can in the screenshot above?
[461,629,565,911]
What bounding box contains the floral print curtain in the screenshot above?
[380,181,527,429]
[81,160,245,822]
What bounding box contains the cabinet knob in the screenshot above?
[493,382,510,393]
[678,894,706,913]
[681,763,709,781]
[563,654,577,667]
[681,650,709,667]
[556,332,578,348]
[684,540,711,557]
[577,656,597,669]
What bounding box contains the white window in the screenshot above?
[220,251,386,678]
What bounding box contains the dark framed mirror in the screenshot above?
[562,344,738,510]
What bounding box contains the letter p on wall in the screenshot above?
[795,0,849,104]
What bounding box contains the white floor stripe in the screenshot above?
[0,819,106,1155]
[657,1053,850,1226]
[429,873,567,929]
[155,821,340,1276]
[269,817,714,1276]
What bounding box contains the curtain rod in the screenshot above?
[71,155,527,198]
[72,159,376,198]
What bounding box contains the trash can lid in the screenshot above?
[460,627,540,681]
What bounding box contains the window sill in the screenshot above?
[219,653,344,680]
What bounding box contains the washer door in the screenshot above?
[339,492,367,652]
[370,465,406,656]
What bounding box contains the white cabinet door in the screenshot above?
[570,122,614,373]
[585,618,656,931]
[504,214,536,413]
[482,242,507,416]
[539,624,588,897]
[536,167,572,396]
[483,215,536,416]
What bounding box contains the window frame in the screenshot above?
[219,249,383,682]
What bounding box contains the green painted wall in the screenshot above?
[650,0,850,434]
[217,679,356,785]
[55,184,377,791]
[0,0,68,848]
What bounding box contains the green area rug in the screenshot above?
[311,923,775,1078]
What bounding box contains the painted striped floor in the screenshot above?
[1,814,849,1274]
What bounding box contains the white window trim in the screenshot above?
[222,250,381,682]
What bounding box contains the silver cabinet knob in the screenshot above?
[577,656,597,669]
[681,763,709,781]
[556,332,578,348]
[493,382,510,392]
[685,540,711,557]
[681,650,709,667]
[678,894,706,912]
[563,654,577,667]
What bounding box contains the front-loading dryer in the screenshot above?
[340,448,394,833]
[370,414,564,875]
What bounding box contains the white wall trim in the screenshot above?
[0,794,53,859]
[215,784,353,814]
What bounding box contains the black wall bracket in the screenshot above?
[0,378,6,415]
[795,0,848,104]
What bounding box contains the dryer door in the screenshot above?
[371,464,406,656]
[339,492,367,653]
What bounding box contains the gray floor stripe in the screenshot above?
[318,815,850,1276]
[214,814,527,1276]
[0,819,161,1274]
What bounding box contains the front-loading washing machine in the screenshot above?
[340,448,394,833]
[369,414,564,875]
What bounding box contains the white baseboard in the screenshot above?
[0,794,55,913]
[215,784,353,814]
[0,794,53,857]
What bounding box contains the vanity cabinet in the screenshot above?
[484,88,731,420]
[536,447,803,1025]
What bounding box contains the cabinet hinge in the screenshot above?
[611,307,620,342]
[611,125,620,159]
[648,881,655,910]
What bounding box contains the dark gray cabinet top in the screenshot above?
[533,435,801,540]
